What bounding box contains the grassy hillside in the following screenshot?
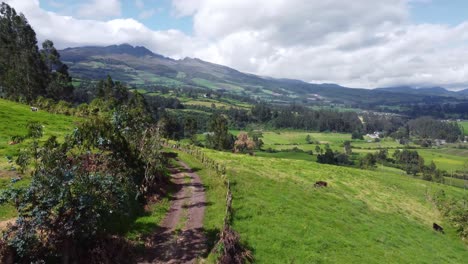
[61,45,468,110]
[0,99,77,168]
[0,99,77,220]
[196,149,468,263]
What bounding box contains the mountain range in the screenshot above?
[377,86,468,96]
[60,44,468,107]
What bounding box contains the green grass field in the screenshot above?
[184,99,237,109]
[256,131,405,151]
[0,99,77,169]
[255,151,315,161]
[416,148,467,171]
[354,148,468,172]
[250,130,467,173]
[460,121,468,135]
[195,148,468,263]
[0,99,77,220]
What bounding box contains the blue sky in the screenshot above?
[40,0,194,34]
[410,0,468,26]
[38,0,468,35]
[9,0,468,89]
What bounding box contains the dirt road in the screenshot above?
[138,160,208,264]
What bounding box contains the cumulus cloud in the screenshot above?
[77,0,121,19]
[174,0,468,89]
[4,0,195,58]
[4,0,468,89]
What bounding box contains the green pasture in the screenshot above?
[0,99,77,220]
[197,148,468,263]
[459,121,468,135]
[0,99,77,169]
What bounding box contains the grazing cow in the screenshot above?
[8,141,17,145]
[30,106,38,112]
[314,181,328,188]
[433,223,444,234]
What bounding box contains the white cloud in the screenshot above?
[4,0,194,57]
[4,0,468,89]
[174,0,468,89]
[77,0,121,19]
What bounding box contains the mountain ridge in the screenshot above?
[60,44,466,107]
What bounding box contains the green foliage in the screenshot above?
[157,112,182,140]
[184,117,198,143]
[408,117,463,142]
[41,40,74,101]
[0,90,165,262]
[0,3,48,102]
[251,102,272,122]
[352,130,364,140]
[0,4,72,102]
[1,135,133,261]
[248,130,264,150]
[393,149,425,175]
[359,153,377,169]
[343,140,352,155]
[15,150,29,174]
[26,122,43,139]
[206,114,235,150]
[432,190,468,240]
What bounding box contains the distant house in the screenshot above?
[366,131,382,139]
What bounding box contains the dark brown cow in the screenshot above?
[314,181,328,188]
[433,223,444,234]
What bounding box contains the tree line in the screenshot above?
[0,3,73,102]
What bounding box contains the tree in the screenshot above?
[305,134,312,144]
[233,132,256,154]
[157,113,182,140]
[0,3,48,102]
[360,153,377,169]
[184,117,198,143]
[393,149,425,175]
[351,131,364,140]
[343,141,352,155]
[315,145,322,155]
[206,114,234,150]
[0,115,153,262]
[376,149,388,161]
[317,148,336,164]
[251,102,272,122]
[40,40,60,70]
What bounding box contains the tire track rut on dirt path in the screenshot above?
[138,159,208,264]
